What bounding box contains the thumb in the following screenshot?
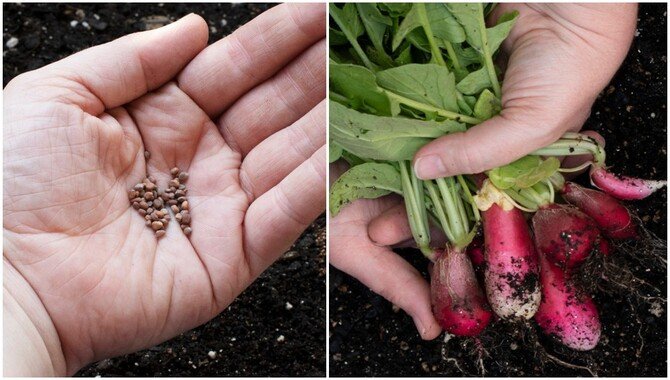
[412,104,590,179]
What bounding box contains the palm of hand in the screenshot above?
[4,6,326,374]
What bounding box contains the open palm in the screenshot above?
[4,5,325,375]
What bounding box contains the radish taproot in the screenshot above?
[561,182,638,240]
[481,202,541,319]
[590,166,667,200]
[431,248,492,336]
[535,254,601,351]
[532,203,600,269]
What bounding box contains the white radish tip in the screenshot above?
[590,166,667,200]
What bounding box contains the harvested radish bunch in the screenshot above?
[431,248,492,336]
[532,203,600,269]
[561,181,637,240]
[534,254,601,351]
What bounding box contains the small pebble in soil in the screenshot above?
[277,335,285,342]
[6,37,19,48]
[285,302,293,310]
[208,351,217,359]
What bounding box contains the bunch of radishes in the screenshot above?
[431,152,665,351]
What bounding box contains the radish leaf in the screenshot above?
[330,162,402,215]
[488,156,561,190]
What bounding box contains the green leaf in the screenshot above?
[488,156,561,190]
[330,101,465,161]
[377,64,459,113]
[330,62,398,116]
[356,3,394,67]
[456,67,491,95]
[379,3,412,17]
[330,3,364,38]
[453,45,481,67]
[330,162,402,215]
[425,3,466,43]
[392,4,421,51]
[473,89,501,120]
[487,11,518,55]
[329,141,343,163]
[395,44,413,65]
[329,28,349,46]
[446,4,486,52]
[340,150,367,167]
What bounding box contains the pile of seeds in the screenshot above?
[165,167,192,236]
[128,164,192,239]
[129,176,170,238]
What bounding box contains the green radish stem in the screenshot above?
[383,90,482,124]
[475,3,501,98]
[416,3,447,67]
[329,5,376,71]
[530,134,606,164]
[399,161,433,258]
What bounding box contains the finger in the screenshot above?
[178,3,326,117]
[412,103,590,179]
[217,39,326,154]
[330,219,441,340]
[243,146,326,276]
[368,203,412,246]
[240,100,325,200]
[17,14,208,115]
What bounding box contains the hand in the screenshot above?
[4,4,325,376]
[329,162,443,340]
[413,4,637,179]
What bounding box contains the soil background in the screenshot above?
[3,3,326,376]
[329,4,668,377]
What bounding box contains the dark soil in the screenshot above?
[3,3,326,376]
[330,4,667,377]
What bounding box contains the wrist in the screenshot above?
[4,256,67,376]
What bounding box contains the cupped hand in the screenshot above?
[413,4,637,179]
[4,4,325,375]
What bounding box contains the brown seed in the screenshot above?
[175,190,185,197]
[161,193,171,201]
[178,184,186,190]
[128,190,138,199]
[155,230,166,238]
[147,207,154,214]
[144,192,154,200]
[168,179,180,188]
[165,214,171,221]
[177,196,187,203]
[171,205,180,213]
[170,167,180,176]
[181,213,191,224]
[181,201,189,210]
[160,218,168,225]
[151,221,164,231]
[183,226,192,235]
[181,224,187,230]
[178,172,189,181]
[153,198,163,208]
[145,214,152,221]
[144,151,151,159]
[155,210,165,218]
[132,202,140,210]
[175,213,182,222]
[132,197,142,203]
[139,201,148,210]
[167,200,177,206]
[134,183,145,191]
[138,209,147,216]
[145,220,151,226]
[145,182,156,191]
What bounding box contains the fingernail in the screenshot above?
[414,154,447,179]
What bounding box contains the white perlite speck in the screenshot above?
[277,335,285,342]
[208,351,217,359]
[285,302,293,310]
[6,37,19,48]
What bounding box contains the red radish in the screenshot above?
[466,236,485,267]
[561,182,638,240]
[431,248,492,336]
[532,204,600,269]
[482,203,541,319]
[590,166,666,200]
[535,254,601,351]
[597,238,612,256]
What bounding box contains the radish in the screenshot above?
[431,248,492,336]
[534,254,601,351]
[466,235,485,267]
[561,182,638,240]
[532,203,600,269]
[590,166,667,201]
[481,202,541,319]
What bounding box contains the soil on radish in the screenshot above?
[330,4,666,376]
[3,3,326,376]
